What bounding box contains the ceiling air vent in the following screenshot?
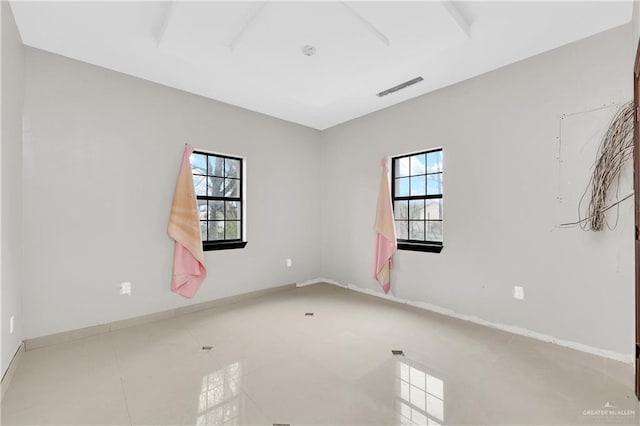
[377,77,424,98]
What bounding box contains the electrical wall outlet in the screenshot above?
[513,286,525,300]
[120,281,132,296]
[286,258,292,267]
[9,316,14,334]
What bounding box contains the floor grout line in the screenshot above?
[107,333,134,426]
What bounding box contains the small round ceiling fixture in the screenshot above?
[301,45,316,57]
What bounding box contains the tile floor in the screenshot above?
[1,283,638,425]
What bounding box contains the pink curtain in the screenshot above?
[373,158,397,293]
[167,144,206,298]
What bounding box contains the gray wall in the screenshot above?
[633,1,640,44]
[319,24,636,355]
[22,48,321,339]
[1,1,24,376]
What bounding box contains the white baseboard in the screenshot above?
[297,278,633,364]
[1,342,25,401]
[25,283,297,351]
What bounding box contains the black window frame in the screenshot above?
[391,148,443,253]
[191,150,247,251]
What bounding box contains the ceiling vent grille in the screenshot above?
[377,77,424,98]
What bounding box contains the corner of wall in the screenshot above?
[1,0,25,378]
[316,24,635,356]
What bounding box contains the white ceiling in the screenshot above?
[10,1,633,130]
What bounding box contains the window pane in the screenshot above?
[225,158,240,178]
[410,367,426,390]
[395,157,410,177]
[208,221,224,241]
[410,385,426,411]
[190,153,207,175]
[225,179,240,198]
[394,201,408,219]
[209,200,224,220]
[225,221,240,240]
[400,414,411,426]
[400,379,410,400]
[193,175,208,196]
[200,221,207,241]
[427,221,443,242]
[427,394,444,421]
[400,401,411,418]
[425,199,442,220]
[400,363,410,382]
[225,201,240,220]
[410,154,426,175]
[209,156,225,177]
[197,200,208,220]
[410,176,426,196]
[410,221,425,240]
[427,375,444,399]
[395,220,408,240]
[395,178,409,197]
[209,177,224,197]
[409,199,425,220]
[428,418,441,426]
[412,409,427,425]
[427,150,442,173]
[427,173,443,195]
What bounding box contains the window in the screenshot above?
[190,150,247,251]
[392,149,443,253]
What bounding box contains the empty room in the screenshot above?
[2,0,640,424]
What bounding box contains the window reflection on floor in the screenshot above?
[396,361,444,425]
[196,362,243,426]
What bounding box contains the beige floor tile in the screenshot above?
[1,335,129,425]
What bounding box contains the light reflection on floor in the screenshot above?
[396,359,444,426]
[196,362,244,426]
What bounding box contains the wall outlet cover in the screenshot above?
[513,286,525,300]
[120,281,132,296]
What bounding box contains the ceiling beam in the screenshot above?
[155,1,175,48]
[227,2,269,52]
[340,2,390,47]
[441,1,471,38]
